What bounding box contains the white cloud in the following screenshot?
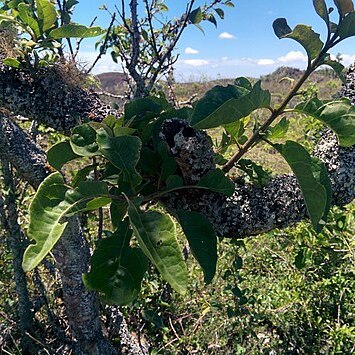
[277,50,308,63]
[184,59,209,66]
[219,32,236,40]
[257,58,275,66]
[185,47,199,54]
[338,53,355,66]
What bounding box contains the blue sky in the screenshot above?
[72,0,355,80]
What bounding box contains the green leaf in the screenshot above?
[266,117,290,140]
[22,173,111,271]
[273,19,323,60]
[188,7,203,24]
[274,141,332,231]
[295,98,355,147]
[312,0,329,25]
[70,124,99,157]
[178,211,217,284]
[337,12,355,39]
[207,13,217,27]
[191,81,271,129]
[110,200,128,230]
[124,96,169,123]
[18,3,41,38]
[113,126,136,137]
[334,0,354,17]
[158,142,178,180]
[237,159,271,188]
[36,0,57,32]
[71,164,96,187]
[127,202,188,294]
[215,8,224,19]
[3,57,21,68]
[96,129,142,188]
[165,175,184,190]
[197,169,235,196]
[83,222,148,305]
[319,54,345,82]
[272,18,292,38]
[49,24,105,38]
[47,141,79,170]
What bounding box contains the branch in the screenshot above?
[0,65,116,132]
[160,119,355,238]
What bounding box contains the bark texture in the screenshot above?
[0,65,114,132]
[0,115,117,354]
[161,120,354,238]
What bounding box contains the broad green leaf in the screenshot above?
[272,18,292,38]
[22,173,111,271]
[178,211,217,284]
[3,57,21,68]
[273,19,323,60]
[72,164,96,187]
[191,81,271,129]
[49,24,105,38]
[338,12,355,39]
[83,222,148,305]
[319,54,345,82]
[197,169,235,196]
[124,96,170,123]
[266,117,290,140]
[295,98,355,146]
[188,7,202,24]
[274,141,332,231]
[18,3,41,38]
[47,141,79,170]
[113,126,136,137]
[36,0,57,32]
[70,124,99,157]
[128,202,188,294]
[190,84,249,128]
[96,129,142,188]
[165,175,184,190]
[334,0,354,17]
[312,0,329,25]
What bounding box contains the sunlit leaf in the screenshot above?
[23,173,111,271]
[273,19,323,60]
[36,0,57,32]
[274,141,332,231]
[295,98,355,147]
[128,202,188,294]
[312,0,329,25]
[50,24,105,38]
[191,81,270,129]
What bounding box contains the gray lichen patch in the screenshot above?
[0,64,116,133]
[160,118,215,183]
[161,121,354,239]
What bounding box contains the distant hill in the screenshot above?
[96,72,127,93]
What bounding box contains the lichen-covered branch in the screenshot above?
[161,119,354,238]
[0,65,115,132]
[0,115,116,354]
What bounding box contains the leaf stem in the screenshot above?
[222,35,339,173]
